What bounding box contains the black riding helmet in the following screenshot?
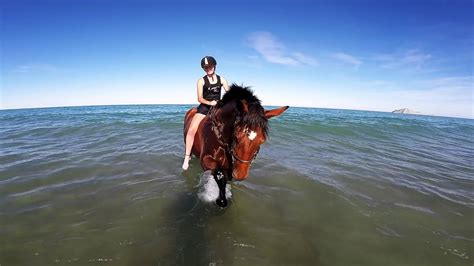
[201,56,217,68]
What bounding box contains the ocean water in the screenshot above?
[0,105,473,265]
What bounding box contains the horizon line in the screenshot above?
[0,103,472,120]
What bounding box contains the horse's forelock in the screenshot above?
[238,104,268,137]
[213,84,268,137]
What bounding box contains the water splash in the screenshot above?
[197,171,232,203]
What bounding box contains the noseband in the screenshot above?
[230,145,260,164]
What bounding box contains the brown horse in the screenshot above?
[183,84,288,207]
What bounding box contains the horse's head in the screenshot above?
[212,84,288,181]
[231,104,288,180]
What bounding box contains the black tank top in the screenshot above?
[202,75,222,101]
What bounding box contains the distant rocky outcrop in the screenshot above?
[392,108,421,115]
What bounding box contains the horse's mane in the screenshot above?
[220,83,261,106]
[215,83,268,137]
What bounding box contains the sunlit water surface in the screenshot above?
[1,105,473,265]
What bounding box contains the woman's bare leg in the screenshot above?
[182,113,205,170]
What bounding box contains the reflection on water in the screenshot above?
[0,105,473,265]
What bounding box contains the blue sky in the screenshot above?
[1,0,473,118]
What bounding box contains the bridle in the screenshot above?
[215,137,260,165]
[211,121,260,165]
[209,105,262,166]
[230,143,260,165]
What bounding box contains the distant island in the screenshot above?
[392,108,421,115]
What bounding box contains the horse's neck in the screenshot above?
[213,104,238,144]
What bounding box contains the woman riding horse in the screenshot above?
[183,84,288,207]
[182,56,230,170]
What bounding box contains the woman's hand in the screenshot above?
[209,100,218,106]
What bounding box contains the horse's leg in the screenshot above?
[212,169,228,207]
[226,168,233,181]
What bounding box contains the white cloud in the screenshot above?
[374,49,432,70]
[292,52,319,66]
[415,76,472,89]
[256,75,473,119]
[353,76,473,118]
[13,63,64,73]
[331,52,362,66]
[246,31,318,66]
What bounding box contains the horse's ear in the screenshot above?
[241,100,249,113]
[265,106,289,119]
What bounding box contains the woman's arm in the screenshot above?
[221,77,230,92]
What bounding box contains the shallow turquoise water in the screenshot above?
[0,105,473,265]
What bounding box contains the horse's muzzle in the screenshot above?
[232,168,249,181]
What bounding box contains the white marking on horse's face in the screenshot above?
[248,130,257,140]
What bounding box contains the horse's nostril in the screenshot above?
[232,169,248,181]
